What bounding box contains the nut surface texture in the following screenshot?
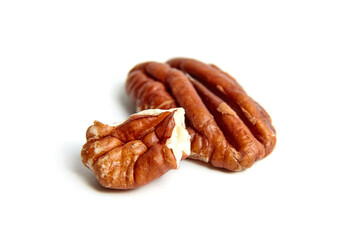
[81,108,190,189]
[126,58,276,171]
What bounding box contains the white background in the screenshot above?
[1,0,359,239]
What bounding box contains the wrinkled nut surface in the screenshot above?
[126,58,276,171]
[81,108,191,189]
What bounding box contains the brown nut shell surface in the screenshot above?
[125,58,276,171]
[81,108,190,189]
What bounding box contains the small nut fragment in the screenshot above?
[126,58,276,171]
[81,108,190,189]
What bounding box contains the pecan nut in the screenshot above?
[126,58,276,171]
[81,108,191,189]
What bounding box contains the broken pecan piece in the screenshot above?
[126,58,276,171]
[81,108,190,189]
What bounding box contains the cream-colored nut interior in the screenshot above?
[133,108,191,168]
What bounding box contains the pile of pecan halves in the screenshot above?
[81,58,276,189]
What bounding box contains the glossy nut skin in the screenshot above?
[81,109,188,189]
[126,58,276,171]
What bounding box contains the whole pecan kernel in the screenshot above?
[126,58,276,171]
[81,108,191,189]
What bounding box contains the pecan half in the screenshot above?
[126,58,276,171]
[81,108,191,189]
